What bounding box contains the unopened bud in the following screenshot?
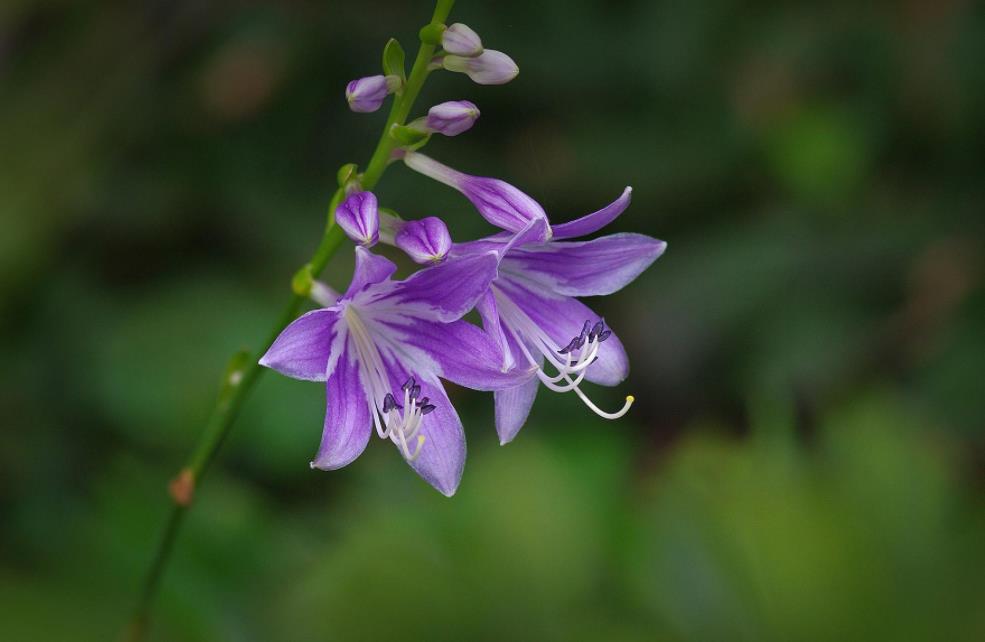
[345,75,402,113]
[395,217,452,264]
[442,50,518,85]
[335,191,380,246]
[425,100,480,136]
[441,23,483,57]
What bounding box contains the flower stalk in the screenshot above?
[126,1,457,638]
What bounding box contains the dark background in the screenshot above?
[1,1,984,640]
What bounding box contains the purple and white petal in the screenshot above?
[344,246,397,298]
[501,233,666,297]
[258,308,340,381]
[370,252,498,322]
[496,277,629,386]
[388,315,534,391]
[336,191,380,247]
[550,187,633,240]
[494,332,541,444]
[394,216,452,264]
[381,359,465,496]
[476,290,515,371]
[495,377,540,445]
[311,336,373,470]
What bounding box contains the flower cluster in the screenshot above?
[261,21,666,496]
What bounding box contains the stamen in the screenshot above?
[342,307,435,460]
[589,320,604,341]
[492,290,634,422]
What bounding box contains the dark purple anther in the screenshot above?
[580,320,592,340]
[402,377,416,391]
[589,320,605,341]
[598,330,612,342]
[421,404,437,415]
[383,393,400,413]
[410,384,421,401]
[557,337,579,355]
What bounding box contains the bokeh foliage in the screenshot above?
[1,1,983,640]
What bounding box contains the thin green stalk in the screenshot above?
[125,2,454,639]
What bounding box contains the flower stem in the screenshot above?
[125,2,454,638]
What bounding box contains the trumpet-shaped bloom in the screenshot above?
[403,151,549,240]
[260,247,532,495]
[450,188,666,444]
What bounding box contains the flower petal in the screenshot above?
[383,314,534,391]
[476,290,515,372]
[381,357,466,496]
[494,333,541,444]
[495,378,540,445]
[497,277,629,386]
[371,252,498,322]
[258,308,340,381]
[311,335,372,470]
[501,233,666,297]
[550,187,633,240]
[344,246,397,298]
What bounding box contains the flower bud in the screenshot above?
[425,100,480,136]
[345,75,401,113]
[335,191,379,246]
[442,50,518,85]
[395,217,452,264]
[441,23,483,57]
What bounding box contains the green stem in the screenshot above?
[126,2,454,639]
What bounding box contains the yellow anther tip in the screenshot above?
[626,395,635,404]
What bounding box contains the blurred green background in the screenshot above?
[2,1,984,640]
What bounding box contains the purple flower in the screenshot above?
[335,191,380,246]
[442,50,518,85]
[403,151,549,240]
[395,217,452,264]
[345,75,401,113]
[425,100,480,136]
[441,23,483,57]
[260,247,533,495]
[451,188,667,444]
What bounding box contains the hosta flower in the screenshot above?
[403,151,549,239]
[449,188,666,444]
[259,247,532,495]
